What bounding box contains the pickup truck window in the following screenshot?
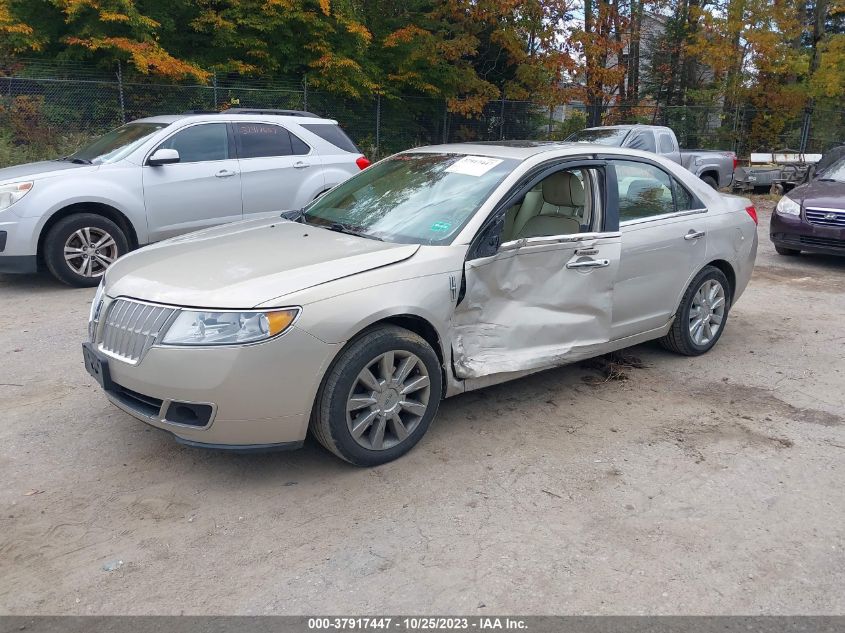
[659,134,675,153]
[613,160,675,221]
[628,132,656,153]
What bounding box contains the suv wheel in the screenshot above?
[311,325,442,466]
[659,266,731,356]
[44,214,128,287]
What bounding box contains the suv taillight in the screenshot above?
[356,156,371,170]
[745,205,758,225]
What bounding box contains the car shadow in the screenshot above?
[0,272,75,292]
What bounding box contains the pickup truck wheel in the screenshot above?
[701,175,718,189]
[310,325,442,466]
[775,245,800,256]
[44,214,128,287]
[659,266,731,356]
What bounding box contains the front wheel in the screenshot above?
[43,213,128,287]
[659,266,731,356]
[310,325,443,466]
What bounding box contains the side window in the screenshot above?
[156,123,229,163]
[614,160,675,221]
[659,134,675,154]
[235,123,292,158]
[502,167,600,241]
[628,132,656,153]
[290,132,311,155]
[673,178,695,211]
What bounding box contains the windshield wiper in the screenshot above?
[69,157,92,165]
[325,222,384,241]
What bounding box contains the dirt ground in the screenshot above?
[1,197,843,615]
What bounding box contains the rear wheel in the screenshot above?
[43,213,128,287]
[701,175,718,189]
[660,266,731,356]
[310,325,442,466]
[775,245,800,256]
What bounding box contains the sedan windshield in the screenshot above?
[68,122,169,165]
[303,152,519,244]
[566,128,630,146]
[818,157,845,182]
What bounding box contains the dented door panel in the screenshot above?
[451,233,621,380]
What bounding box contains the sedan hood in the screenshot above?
[106,218,420,308]
[791,179,845,209]
[0,160,95,183]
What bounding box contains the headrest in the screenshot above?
[542,171,585,207]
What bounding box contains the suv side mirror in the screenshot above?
[148,148,180,166]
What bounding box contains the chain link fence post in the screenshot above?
[303,75,308,112]
[116,61,125,124]
[500,94,505,140]
[442,102,448,143]
[213,71,218,109]
[375,93,381,158]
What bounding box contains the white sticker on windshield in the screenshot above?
[446,155,503,177]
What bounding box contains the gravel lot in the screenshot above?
[1,197,843,615]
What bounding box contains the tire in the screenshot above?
[701,175,718,189]
[310,325,443,466]
[659,265,732,356]
[43,213,128,287]
[775,245,800,256]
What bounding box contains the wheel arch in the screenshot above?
[37,202,139,261]
[700,169,719,184]
[705,259,736,300]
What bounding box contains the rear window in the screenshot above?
[301,123,360,153]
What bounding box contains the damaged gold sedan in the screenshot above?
[85,141,758,466]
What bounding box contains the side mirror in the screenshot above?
[148,148,180,166]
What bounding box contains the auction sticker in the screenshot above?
[446,155,503,177]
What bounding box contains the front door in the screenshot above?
[451,164,621,380]
[142,122,243,242]
[609,159,709,339]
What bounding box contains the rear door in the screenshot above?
[142,122,243,241]
[233,121,325,219]
[608,159,709,339]
[452,162,621,380]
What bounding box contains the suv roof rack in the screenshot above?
[222,108,322,118]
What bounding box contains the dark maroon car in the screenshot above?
[770,148,845,257]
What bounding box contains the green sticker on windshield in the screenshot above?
[430,221,451,232]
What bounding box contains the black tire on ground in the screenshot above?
[43,213,128,287]
[310,325,443,467]
[659,265,732,357]
[775,245,801,256]
[701,175,718,189]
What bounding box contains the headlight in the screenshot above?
[776,196,800,216]
[88,281,105,340]
[160,308,299,346]
[0,181,33,211]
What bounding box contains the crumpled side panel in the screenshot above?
[452,237,621,379]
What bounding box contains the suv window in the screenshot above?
[235,122,293,158]
[614,160,675,221]
[289,132,311,155]
[628,132,656,153]
[300,123,360,153]
[659,134,675,154]
[157,123,229,163]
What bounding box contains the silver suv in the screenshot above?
[0,109,369,286]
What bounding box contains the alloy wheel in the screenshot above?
[64,227,118,278]
[688,278,726,346]
[345,350,431,451]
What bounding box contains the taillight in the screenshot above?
[356,156,371,170]
[745,205,758,225]
[732,154,738,170]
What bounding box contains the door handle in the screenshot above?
[215,169,237,178]
[684,230,706,241]
[293,161,309,169]
[566,259,610,270]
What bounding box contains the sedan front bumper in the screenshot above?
[86,326,342,448]
[770,210,845,256]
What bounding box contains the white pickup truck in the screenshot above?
[567,125,736,189]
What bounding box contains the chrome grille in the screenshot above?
[97,299,177,364]
[805,208,845,228]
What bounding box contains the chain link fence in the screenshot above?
[2,59,845,168]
